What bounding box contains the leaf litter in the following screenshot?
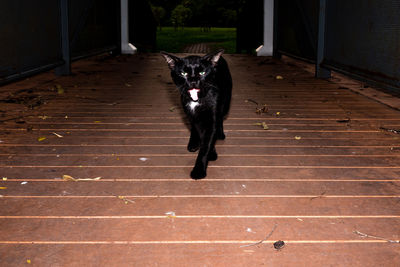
[254,122,269,130]
[52,132,63,138]
[62,175,101,182]
[117,196,135,204]
[245,99,268,115]
[165,211,176,218]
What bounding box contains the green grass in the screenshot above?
[156,27,236,53]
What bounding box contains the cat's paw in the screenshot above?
[190,166,207,180]
[187,141,200,152]
[208,150,218,161]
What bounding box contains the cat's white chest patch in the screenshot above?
[187,101,200,112]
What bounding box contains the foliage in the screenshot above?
[149,0,243,27]
[171,4,192,29]
[151,5,166,30]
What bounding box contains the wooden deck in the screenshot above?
[1,53,400,266]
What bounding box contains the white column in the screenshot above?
[121,0,137,54]
[256,0,274,56]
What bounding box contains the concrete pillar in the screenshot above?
[257,0,274,56]
[121,0,137,54]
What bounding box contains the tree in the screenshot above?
[171,4,192,30]
[217,8,237,27]
[151,5,166,30]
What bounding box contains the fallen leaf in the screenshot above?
[56,84,64,94]
[117,195,135,204]
[255,104,268,114]
[21,182,28,185]
[94,121,101,123]
[26,259,31,264]
[38,137,46,142]
[52,132,63,138]
[165,211,176,218]
[276,112,281,115]
[169,106,176,112]
[254,122,268,130]
[2,177,7,181]
[125,83,132,87]
[0,187,7,190]
[62,175,101,182]
[275,75,284,80]
[295,136,301,140]
[38,115,49,120]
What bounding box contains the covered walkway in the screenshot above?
[0,53,399,265]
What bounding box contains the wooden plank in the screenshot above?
[1,166,400,179]
[0,243,398,266]
[1,197,400,216]
[1,218,399,242]
[0,180,399,196]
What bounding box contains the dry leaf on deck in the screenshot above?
[52,132,63,138]
[254,122,268,130]
[118,195,135,204]
[56,84,64,94]
[62,175,101,182]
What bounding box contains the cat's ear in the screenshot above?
[161,51,180,69]
[203,49,224,66]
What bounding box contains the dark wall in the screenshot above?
[0,0,121,84]
[69,0,120,59]
[276,0,400,91]
[276,0,318,61]
[0,0,63,81]
[324,0,400,89]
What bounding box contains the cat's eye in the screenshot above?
[181,72,188,77]
[199,71,206,76]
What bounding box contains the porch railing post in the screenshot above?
[120,0,137,54]
[55,0,71,75]
[257,0,274,56]
[316,0,331,78]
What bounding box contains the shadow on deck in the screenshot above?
[0,53,400,266]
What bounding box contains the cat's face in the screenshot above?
[161,50,224,102]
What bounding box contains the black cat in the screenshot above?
[161,49,232,179]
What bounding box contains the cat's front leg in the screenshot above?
[190,127,217,180]
[187,125,200,152]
